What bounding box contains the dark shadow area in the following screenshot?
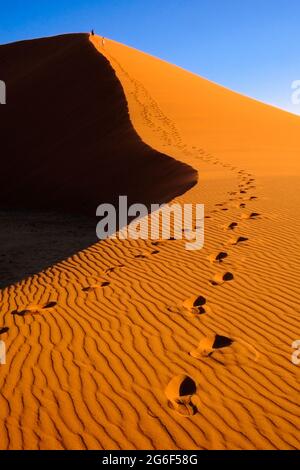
[193,296,206,307]
[0,33,197,288]
[216,252,228,262]
[179,376,197,397]
[0,209,97,289]
[223,272,234,281]
[236,237,249,244]
[213,335,234,350]
[0,327,9,335]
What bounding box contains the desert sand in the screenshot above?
[0,32,300,450]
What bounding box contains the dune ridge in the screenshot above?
[0,33,196,215]
[0,33,300,450]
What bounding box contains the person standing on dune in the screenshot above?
[102,37,106,47]
[91,29,94,36]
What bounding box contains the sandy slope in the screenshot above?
[0,33,300,450]
[0,34,195,215]
[0,34,195,288]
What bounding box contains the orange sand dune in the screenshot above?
[0,33,300,450]
[0,34,195,214]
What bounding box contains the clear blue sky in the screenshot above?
[1,0,300,114]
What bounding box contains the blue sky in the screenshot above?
[1,0,299,114]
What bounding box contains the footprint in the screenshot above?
[240,212,260,220]
[0,327,9,335]
[168,295,210,316]
[82,282,110,292]
[12,310,27,317]
[165,375,198,416]
[12,301,57,316]
[223,222,238,231]
[193,336,259,366]
[190,334,234,358]
[182,295,210,315]
[227,236,249,246]
[208,252,228,264]
[43,301,57,309]
[134,253,147,259]
[232,202,246,209]
[134,250,159,259]
[105,264,124,273]
[210,272,234,286]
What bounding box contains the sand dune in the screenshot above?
[0,33,300,450]
[0,34,195,214]
[0,33,195,287]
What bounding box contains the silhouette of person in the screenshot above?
[91,29,94,36]
[102,37,106,47]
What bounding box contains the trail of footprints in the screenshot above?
[164,157,261,416]
[2,52,261,423]
[11,301,57,317]
[3,162,260,420]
